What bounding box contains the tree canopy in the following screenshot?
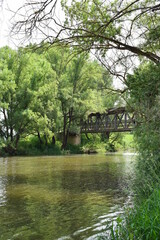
[1,0,160,155]
[12,0,160,70]
[0,45,117,152]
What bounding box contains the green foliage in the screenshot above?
[126,62,160,112]
[17,137,62,156]
[134,123,160,198]
[109,189,160,240]
[81,133,105,153]
[44,46,115,149]
[0,46,57,152]
[65,143,83,154]
[60,0,160,64]
[80,133,134,154]
[107,61,160,240]
[0,45,120,154]
[126,62,160,197]
[115,133,135,151]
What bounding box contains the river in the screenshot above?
[0,154,135,240]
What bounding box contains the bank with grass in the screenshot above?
[107,62,160,240]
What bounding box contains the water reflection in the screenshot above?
[0,177,6,207]
[0,154,135,240]
[0,158,8,207]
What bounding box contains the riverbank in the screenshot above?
[0,133,135,157]
[106,150,160,239]
[108,188,160,240]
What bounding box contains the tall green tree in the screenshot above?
[0,47,57,152]
[45,47,114,149]
[126,62,160,196]
[0,45,115,152]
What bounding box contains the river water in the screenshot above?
[0,154,135,240]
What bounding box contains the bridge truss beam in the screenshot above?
[81,111,136,134]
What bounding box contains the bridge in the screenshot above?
[80,107,136,134]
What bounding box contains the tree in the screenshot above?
[45,46,114,149]
[0,45,116,152]
[12,0,160,70]
[0,46,57,153]
[126,62,160,196]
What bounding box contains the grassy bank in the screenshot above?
[109,189,160,240]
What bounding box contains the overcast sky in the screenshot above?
[0,0,33,48]
[0,0,64,49]
[0,0,25,48]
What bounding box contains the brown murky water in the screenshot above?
[0,154,135,240]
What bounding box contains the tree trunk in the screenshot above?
[3,108,9,140]
[61,113,67,150]
[52,135,56,145]
[10,126,13,142]
[106,132,110,140]
[44,134,48,146]
[37,131,43,145]
[15,133,20,149]
[61,109,73,150]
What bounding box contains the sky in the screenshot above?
[0,0,26,48]
[0,0,63,49]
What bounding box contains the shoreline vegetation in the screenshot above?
[109,189,160,240]
[0,132,135,157]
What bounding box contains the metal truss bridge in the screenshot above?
[80,107,136,134]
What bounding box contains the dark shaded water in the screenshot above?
[0,154,135,240]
